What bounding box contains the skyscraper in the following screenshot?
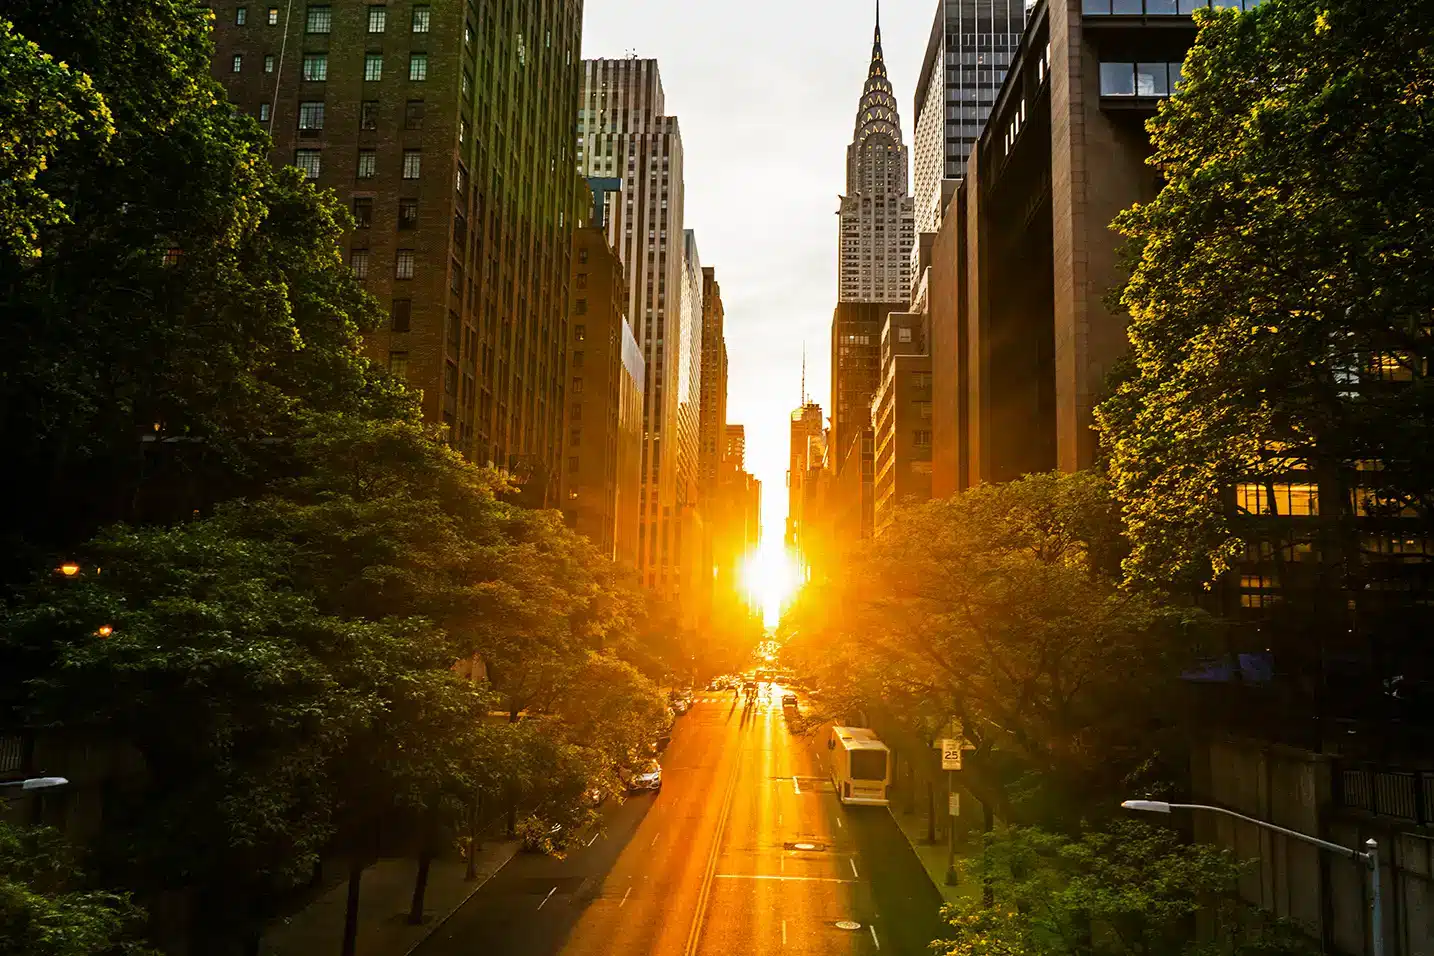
[912,0,1028,237]
[211,0,585,504]
[577,59,686,593]
[838,6,916,304]
[699,268,729,502]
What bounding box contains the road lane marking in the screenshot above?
[586,832,600,847]
[792,775,801,794]
[684,741,744,956]
[714,874,857,883]
[650,831,661,847]
[870,925,881,949]
[849,859,859,879]
[620,887,631,907]
[536,886,557,910]
[780,856,785,873]
[782,920,788,946]
[836,817,843,828]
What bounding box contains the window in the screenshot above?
[353,197,373,228]
[367,5,386,32]
[398,198,418,229]
[574,298,587,315]
[298,101,325,131]
[350,249,369,278]
[572,351,584,369]
[360,100,378,129]
[572,378,583,394]
[305,5,331,33]
[445,361,458,396]
[395,250,415,280]
[264,53,275,72]
[162,247,182,267]
[913,430,932,447]
[1099,62,1135,96]
[302,53,327,81]
[1136,63,1169,96]
[267,6,279,24]
[897,327,912,343]
[404,99,424,129]
[402,150,421,179]
[574,324,585,342]
[571,404,582,422]
[231,53,243,72]
[388,350,409,379]
[259,102,271,122]
[462,68,472,100]
[568,457,580,473]
[236,6,248,24]
[455,164,466,196]
[294,149,321,178]
[459,116,469,145]
[357,149,376,178]
[411,5,430,32]
[408,53,427,81]
[390,299,412,332]
[364,53,383,81]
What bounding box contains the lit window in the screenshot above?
[367,5,386,32]
[259,102,271,122]
[294,149,321,179]
[402,150,421,179]
[1136,63,1170,96]
[574,325,585,342]
[388,350,409,379]
[264,54,275,73]
[462,68,472,99]
[394,250,415,280]
[231,53,243,72]
[236,7,247,25]
[455,164,466,195]
[572,378,583,394]
[411,5,430,32]
[267,7,279,25]
[409,53,428,81]
[162,247,182,267]
[460,116,469,145]
[302,53,327,81]
[364,53,383,81]
[350,249,369,278]
[298,101,325,130]
[305,5,331,33]
[356,149,376,178]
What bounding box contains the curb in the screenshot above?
[398,841,520,956]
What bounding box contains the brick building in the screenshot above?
[210,1,585,503]
[871,310,933,536]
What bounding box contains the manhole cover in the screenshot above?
[835,920,862,931]
[784,841,825,851]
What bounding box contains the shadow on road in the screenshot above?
[842,806,954,955]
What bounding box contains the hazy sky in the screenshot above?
[581,0,932,542]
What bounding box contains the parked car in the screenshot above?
[625,759,662,793]
[781,693,798,710]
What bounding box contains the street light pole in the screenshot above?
[0,776,68,791]
[1122,800,1383,956]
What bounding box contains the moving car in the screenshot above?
[781,692,798,711]
[627,759,662,792]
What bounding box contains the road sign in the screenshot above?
[940,738,963,771]
[949,791,960,817]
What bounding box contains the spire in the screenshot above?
[875,0,881,43]
[801,345,808,405]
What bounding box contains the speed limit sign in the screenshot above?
[940,739,962,771]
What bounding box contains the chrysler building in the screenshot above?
[838,4,916,303]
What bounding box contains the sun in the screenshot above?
[740,539,802,628]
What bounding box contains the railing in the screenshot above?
[1083,0,1263,14]
[1336,763,1434,827]
[0,735,23,776]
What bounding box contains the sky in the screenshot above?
[581,0,933,545]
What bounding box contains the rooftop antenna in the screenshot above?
[801,345,807,406]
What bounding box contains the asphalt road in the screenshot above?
[412,688,949,956]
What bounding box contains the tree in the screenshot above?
[783,473,1206,825]
[0,18,112,261]
[1097,0,1434,590]
[936,821,1315,956]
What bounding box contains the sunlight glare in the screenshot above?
[740,539,801,628]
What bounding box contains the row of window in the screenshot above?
[1083,0,1262,13]
[293,147,424,179]
[273,51,428,82]
[238,4,433,34]
[1099,61,1186,97]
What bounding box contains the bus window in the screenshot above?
[850,750,886,781]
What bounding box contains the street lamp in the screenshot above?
[1122,800,1383,956]
[0,776,68,791]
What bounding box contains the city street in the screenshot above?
[412,689,949,956]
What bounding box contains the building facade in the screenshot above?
[831,300,905,470]
[699,268,728,502]
[211,0,585,505]
[872,311,934,536]
[564,179,643,566]
[577,58,687,592]
[912,0,1029,240]
[838,10,916,304]
[787,403,826,550]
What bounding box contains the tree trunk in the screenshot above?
[341,859,364,956]
[407,849,433,925]
[926,775,936,844]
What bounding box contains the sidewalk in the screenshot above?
[260,840,520,956]
[889,793,977,907]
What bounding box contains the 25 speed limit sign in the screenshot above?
[940,739,963,771]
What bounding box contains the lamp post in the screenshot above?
[1122,800,1383,956]
[0,776,68,792]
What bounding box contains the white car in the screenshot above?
[628,760,662,792]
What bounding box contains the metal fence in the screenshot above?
[1336,763,1434,826]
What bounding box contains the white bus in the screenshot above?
[826,726,891,806]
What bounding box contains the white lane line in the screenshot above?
[650,831,661,847]
[869,925,881,949]
[780,856,785,873]
[782,920,788,947]
[849,859,859,879]
[620,886,631,908]
[536,886,557,910]
[714,874,857,883]
[586,831,600,847]
[836,817,843,828]
[792,776,801,794]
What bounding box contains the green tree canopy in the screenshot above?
[1097,0,1434,588]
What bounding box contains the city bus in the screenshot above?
[826,726,891,806]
